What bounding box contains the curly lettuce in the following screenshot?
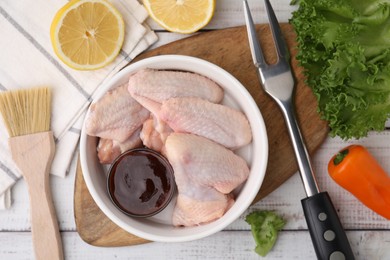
[245,210,286,257]
[290,0,390,139]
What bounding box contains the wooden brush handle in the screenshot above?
[9,131,64,260]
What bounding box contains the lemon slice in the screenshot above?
[50,0,125,70]
[143,0,215,34]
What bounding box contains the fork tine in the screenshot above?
[264,0,289,61]
[243,0,267,68]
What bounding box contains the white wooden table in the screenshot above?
[1,1,390,259]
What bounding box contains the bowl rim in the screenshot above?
[80,54,269,242]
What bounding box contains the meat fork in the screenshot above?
[243,1,355,259]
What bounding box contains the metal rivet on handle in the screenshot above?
[318,212,327,221]
[329,251,346,260]
[324,230,336,241]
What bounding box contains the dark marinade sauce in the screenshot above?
[108,149,174,217]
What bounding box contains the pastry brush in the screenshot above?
[0,87,64,260]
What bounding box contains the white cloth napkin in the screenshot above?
[0,0,157,209]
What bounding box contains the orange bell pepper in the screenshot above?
[328,144,390,220]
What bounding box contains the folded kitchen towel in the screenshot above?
[0,0,158,209]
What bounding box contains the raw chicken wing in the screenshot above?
[165,133,249,226]
[172,184,233,227]
[85,84,149,142]
[97,127,142,164]
[140,115,173,153]
[165,133,249,194]
[128,69,224,114]
[159,97,252,149]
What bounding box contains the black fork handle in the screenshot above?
[302,192,355,260]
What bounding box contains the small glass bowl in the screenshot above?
[107,148,176,218]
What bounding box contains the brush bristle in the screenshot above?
[0,87,51,137]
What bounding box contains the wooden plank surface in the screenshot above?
[73,24,329,247]
[1,231,390,259]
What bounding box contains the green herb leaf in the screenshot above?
[245,210,286,257]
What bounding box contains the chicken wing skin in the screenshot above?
[160,97,252,149]
[128,69,224,115]
[85,83,149,142]
[97,127,143,164]
[165,133,250,226]
[140,115,173,153]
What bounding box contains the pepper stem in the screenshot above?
[333,149,349,165]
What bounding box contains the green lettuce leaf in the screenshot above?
[290,0,390,139]
[245,210,286,257]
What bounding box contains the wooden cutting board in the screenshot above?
[74,24,329,247]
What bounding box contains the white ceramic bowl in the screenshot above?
[80,55,268,242]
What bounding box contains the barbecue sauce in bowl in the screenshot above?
[107,148,175,217]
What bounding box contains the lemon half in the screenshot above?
[143,0,215,34]
[50,0,125,70]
